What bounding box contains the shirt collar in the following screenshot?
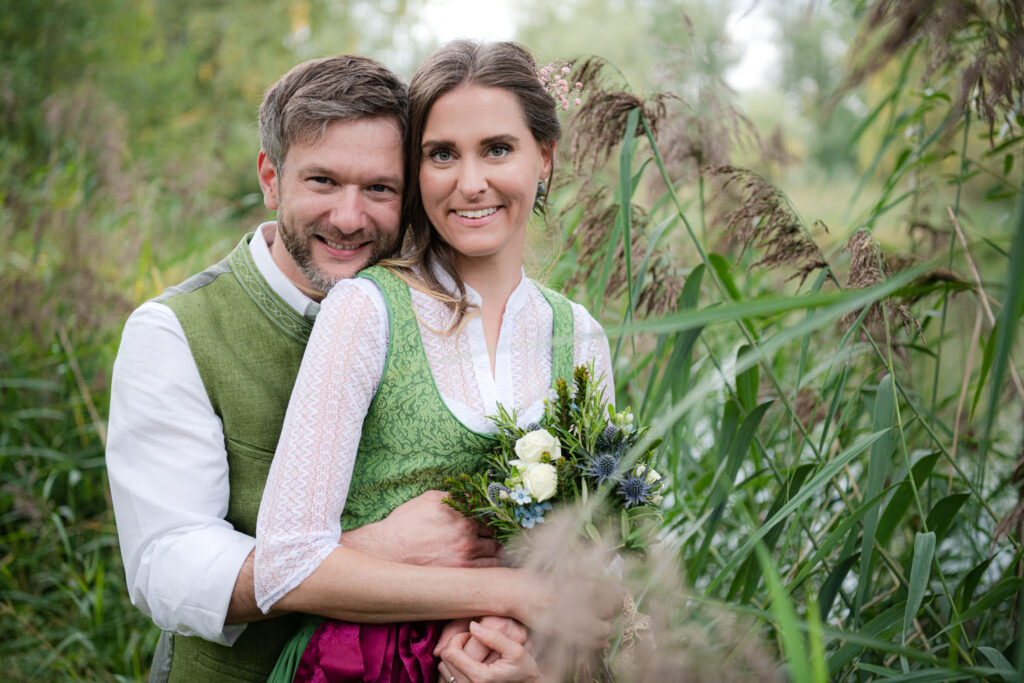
[248,222,315,317]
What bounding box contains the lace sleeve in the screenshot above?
[570,302,615,408]
[254,278,388,612]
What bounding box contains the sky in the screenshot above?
[418,0,778,92]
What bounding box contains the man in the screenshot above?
[106,55,500,682]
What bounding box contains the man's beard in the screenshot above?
[277,214,397,293]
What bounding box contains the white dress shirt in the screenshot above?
[106,223,313,644]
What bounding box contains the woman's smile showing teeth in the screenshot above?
[455,207,498,219]
[456,206,499,220]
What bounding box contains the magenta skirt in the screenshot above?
[291,619,445,683]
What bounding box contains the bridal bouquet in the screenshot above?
[445,365,663,551]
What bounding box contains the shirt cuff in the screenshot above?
[144,527,255,645]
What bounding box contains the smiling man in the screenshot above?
[106,56,501,682]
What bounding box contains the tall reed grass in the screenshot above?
[541,4,1024,676]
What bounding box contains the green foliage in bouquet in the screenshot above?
[445,364,663,551]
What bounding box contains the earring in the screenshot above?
[536,179,547,199]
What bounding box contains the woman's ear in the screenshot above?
[541,142,555,181]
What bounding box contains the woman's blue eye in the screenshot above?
[430,149,453,162]
[489,144,510,158]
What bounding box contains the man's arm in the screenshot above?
[225,491,501,624]
[107,302,254,644]
[111,304,506,634]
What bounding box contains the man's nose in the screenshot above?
[456,158,488,198]
[329,187,368,233]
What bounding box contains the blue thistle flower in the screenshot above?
[596,424,620,449]
[486,482,510,503]
[579,451,620,485]
[618,474,653,508]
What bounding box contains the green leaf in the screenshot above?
[828,601,904,673]
[876,452,942,547]
[731,463,816,603]
[708,252,741,301]
[819,553,860,622]
[924,493,970,542]
[706,429,891,594]
[978,183,1024,481]
[618,106,641,315]
[857,376,897,616]
[736,345,759,413]
[755,542,812,683]
[902,532,935,646]
[977,646,1015,674]
[970,327,998,420]
[954,557,994,613]
[691,401,770,578]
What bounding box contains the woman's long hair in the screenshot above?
[380,40,561,328]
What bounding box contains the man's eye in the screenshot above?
[310,176,332,185]
[369,184,393,193]
[430,149,453,163]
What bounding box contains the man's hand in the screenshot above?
[343,490,501,568]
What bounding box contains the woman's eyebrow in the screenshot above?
[420,139,453,151]
[480,134,520,146]
[421,134,522,151]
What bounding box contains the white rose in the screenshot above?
[521,463,558,502]
[514,429,561,464]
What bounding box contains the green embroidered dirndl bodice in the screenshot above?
[268,266,576,682]
[340,266,576,527]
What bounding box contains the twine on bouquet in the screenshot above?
[617,591,653,671]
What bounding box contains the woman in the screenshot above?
[255,40,614,682]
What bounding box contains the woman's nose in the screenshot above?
[456,159,487,198]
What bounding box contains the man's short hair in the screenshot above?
[258,55,408,171]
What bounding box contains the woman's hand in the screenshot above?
[438,620,541,683]
[435,616,528,665]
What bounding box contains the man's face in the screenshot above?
[258,117,404,294]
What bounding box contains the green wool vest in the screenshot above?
[156,235,311,682]
[267,267,576,682]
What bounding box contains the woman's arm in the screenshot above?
[254,278,390,611]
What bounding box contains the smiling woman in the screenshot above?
[419,85,552,277]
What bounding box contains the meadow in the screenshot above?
[2,1,1022,680]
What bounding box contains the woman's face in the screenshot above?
[418,84,552,269]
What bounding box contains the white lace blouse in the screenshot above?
[254,266,614,612]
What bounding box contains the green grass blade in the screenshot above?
[705,429,891,594]
[902,531,936,653]
[857,374,897,617]
[978,179,1024,484]
[755,542,814,683]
